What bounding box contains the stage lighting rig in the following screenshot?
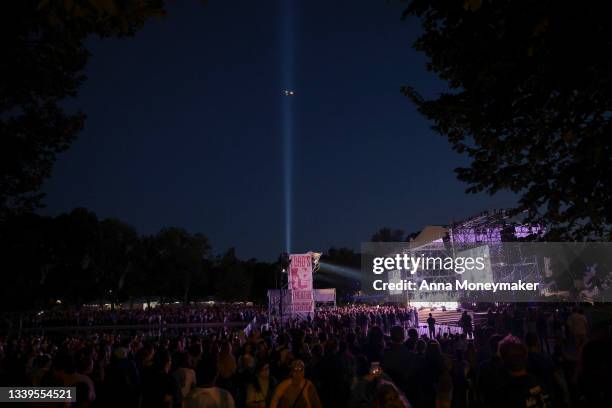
[279,252,291,273]
[309,251,322,273]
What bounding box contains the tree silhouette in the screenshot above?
[402,1,611,240]
[149,227,211,303]
[214,248,253,301]
[96,218,139,303]
[1,1,166,219]
[371,227,406,242]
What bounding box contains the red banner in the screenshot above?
[289,254,312,291]
[289,254,313,317]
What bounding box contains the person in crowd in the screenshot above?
[526,308,538,335]
[415,338,427,357]
[382,326,422,407]
[238,343,256,376]
[525,332,570,407]
[255,341,269,363]
[373,381,411,408]
[217,341,237,393]
[486,309,496,329]
[566,308,588,350]
[245,359,277,408]
[70,348,97,406]
[422,340,453,408]
[427,314,436,339]
[476,334,504,408]
[314,337,353,407]
[413,308,419,329]
[575,335,612,408]
[103,346,141,408]
[136,343,155,375]
[536,310,550,354]
[493,335,551,408]
[0,302,606,408]
[551,311,564,343]
[269,359,321,408]
[363,326,385,363]
[185,358,236,408]
[30,354,52,386]
[450,349,470,408]
[349,355,380,408]
[141,350,180,408]
[174,352,197,402]
[460,312,473,339]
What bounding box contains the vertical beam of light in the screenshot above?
[281,0,294,254]
[283,96,292,254]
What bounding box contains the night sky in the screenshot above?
[42,0,514,260]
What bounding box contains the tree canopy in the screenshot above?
[402,0,611,240]
[0,208,276,311]
[1,1,166,219]
[370,227,407,242]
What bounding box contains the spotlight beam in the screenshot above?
[318,261,362,280]
[281,0,295,253]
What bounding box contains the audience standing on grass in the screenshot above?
[0,303,610,407]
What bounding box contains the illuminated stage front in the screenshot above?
[409,301,459,311]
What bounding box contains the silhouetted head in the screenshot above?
[390,326,404,344]
[499,335,528,374]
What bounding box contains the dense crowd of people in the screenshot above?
[1,304,264,329]
[0,303,610,407]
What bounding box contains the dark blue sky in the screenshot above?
[42,0,514,260]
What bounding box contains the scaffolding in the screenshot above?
[400,209,542,303]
